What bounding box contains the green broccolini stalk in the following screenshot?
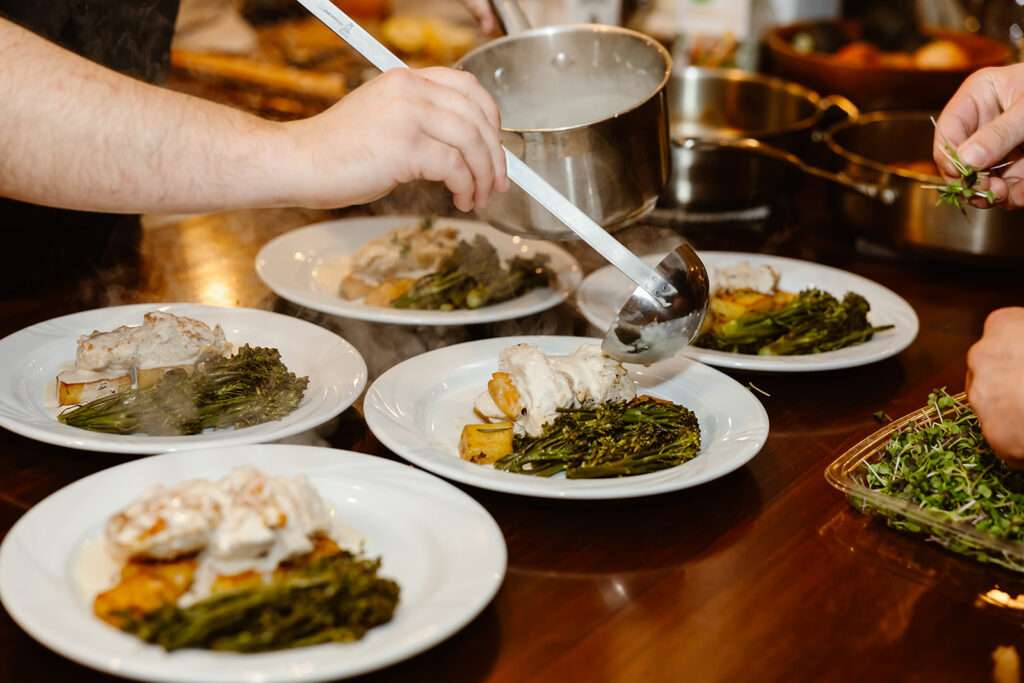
[118,552,399,652]
[494,397,701,478]
[57,345,308,435]
[389,235,551,311]
[695,289,894,356]
[859,390,1024,571]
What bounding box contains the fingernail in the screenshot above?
[959,144,985,169]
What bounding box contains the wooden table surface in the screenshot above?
[2,203,1024,683]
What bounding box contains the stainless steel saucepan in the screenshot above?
[824,111,1024,263]
[454,5,673,241]
[657,67,897,215]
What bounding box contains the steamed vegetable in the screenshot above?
[118,552,399,652]
[389,235,551,311]
[494,396,701,478]
[695,289,893,355]
[58,345,308,435]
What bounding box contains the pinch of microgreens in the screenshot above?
[922,116,1010,217]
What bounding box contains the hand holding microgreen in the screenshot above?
[930,64,1024,211]
[923,116,998,215]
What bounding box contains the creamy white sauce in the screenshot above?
[73,536,126,603]
[76,311,230,374]
[476,343,635,436]
[709,262,780,295]
[80,466,365,606]
[57,367,127,383]
[338,223,459,291]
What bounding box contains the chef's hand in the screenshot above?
[283,67,507,212]
[459,0,500,36]
[933,63,1024,210]
[967,307,1024,468]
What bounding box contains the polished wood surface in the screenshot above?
[2,204,1024,683]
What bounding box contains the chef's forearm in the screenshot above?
[0,18,293,214]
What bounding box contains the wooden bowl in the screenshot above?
[764,20,1012,110]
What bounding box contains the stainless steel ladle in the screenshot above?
[296,0,709,364]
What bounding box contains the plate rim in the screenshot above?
[363,334,770,499]
[577,250,920,372]
[0,303,367,454]
[0,444,507,683]
[254,215,582,325]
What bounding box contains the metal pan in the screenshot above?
[656,67,896,215]
[823,110,1024,263]
[454,11,672,241]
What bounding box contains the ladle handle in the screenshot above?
[296,0,679,305]
[297,0,405,71]
[489,0,533,34]
[503,152,677,305]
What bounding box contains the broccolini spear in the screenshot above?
[119,552,399,652]
[390,235,551,311]
[494,397,701,478]
[695,289,894,356]
[57,345,308,435]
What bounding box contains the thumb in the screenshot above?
[958,103,1024,170]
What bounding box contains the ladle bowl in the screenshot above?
[601,244,710,365]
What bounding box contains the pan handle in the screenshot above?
[813,94,859,138]
[677,137,899,205]
[489,0,533,34]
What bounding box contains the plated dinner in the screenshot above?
[0,444,507,682]
[0,304,367,453]
[577,251,919,372]
[255,215,582,325]
[364,335,769,499]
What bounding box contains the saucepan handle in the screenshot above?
[489,0,533,34]
[678,137,899,205]
[813,94,859,138]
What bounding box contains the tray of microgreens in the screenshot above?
[826,389,1024,573]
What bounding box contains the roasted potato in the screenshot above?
[708,287,797,331]
[94,536,344,627]
[363,278,414,307]
[94,556,197,627]
[57,373,131,406]
[137,364,195,389]
[459,421,514,464]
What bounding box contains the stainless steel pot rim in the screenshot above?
[455,23,672,134]
[672,66,829,139]
[824,110,944,182]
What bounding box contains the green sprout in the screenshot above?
[922,116,998,217]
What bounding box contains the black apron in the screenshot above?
[0,0,180,295]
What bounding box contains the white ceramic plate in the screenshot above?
[255,215,582,325]
[577,252,919,372]
[363,336,769,499]
[0,304,367,453]
[0,444,506,683]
